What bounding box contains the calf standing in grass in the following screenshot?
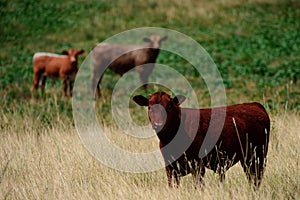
[92,35,168,97]
[133,92,270,189]
[33,48,84,97]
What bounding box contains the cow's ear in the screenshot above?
[133,95,148,106]
[143,37,151,43]
[78,49,85,55]
[173,95,186,105]
[62,50,69,55]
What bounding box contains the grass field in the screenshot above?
[0,109,299,199]
[1,0,300,199]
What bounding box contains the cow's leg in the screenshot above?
[141,75,149,91]
[40,75,47,94]
[165,167,180,188]
[62,78,68,97]
[92,64,106,98]
[165,167,179,188]
[96,76,103,98]
[219,166,226,183]
[173,171,180,188]
[33,72,41,90]
[32,72,42,99]
[241,145,266,190]
[192,160,205,189]
[165,167,172,188]
[69,79,74,97]
[218,157,226,183]
[139,64,154,91]
[216,150,227,184]
[250,146,265,189]
[92,75,102,98]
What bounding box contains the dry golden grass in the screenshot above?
[0,110,299,199]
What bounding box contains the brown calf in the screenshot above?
[92,35,168,97]
[133,92,270,189]
[33,48,84,97]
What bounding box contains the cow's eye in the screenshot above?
[167,103,173,111]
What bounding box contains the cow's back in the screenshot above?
[181,102,270,170]
[33,53,68,74]
[207,102,269,170]
[224,102,270,146]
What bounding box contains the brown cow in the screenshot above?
[33,48,85,97]
[133,92,270,189]
[92,35,168,97]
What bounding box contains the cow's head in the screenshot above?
[133,92,186,133]
[143,35,168,49]
[62,48,85,68]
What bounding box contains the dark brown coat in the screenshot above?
[133,92,270,189]
[92,35,168,97]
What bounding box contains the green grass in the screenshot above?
[0,0,300,199]
[1,0,299,110]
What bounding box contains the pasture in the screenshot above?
[1,0,299,199]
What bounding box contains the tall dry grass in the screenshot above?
[0,109,299,200]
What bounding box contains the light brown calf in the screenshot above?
[33,48,84,97]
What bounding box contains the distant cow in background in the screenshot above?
[133,92,270,189]
[33,48,84,97]
[92,35,168,97]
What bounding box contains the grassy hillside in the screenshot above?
[1,0,300,108]
[0,0,300,199]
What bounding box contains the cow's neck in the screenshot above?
[146,47,160,60]
[157,116,181,146]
